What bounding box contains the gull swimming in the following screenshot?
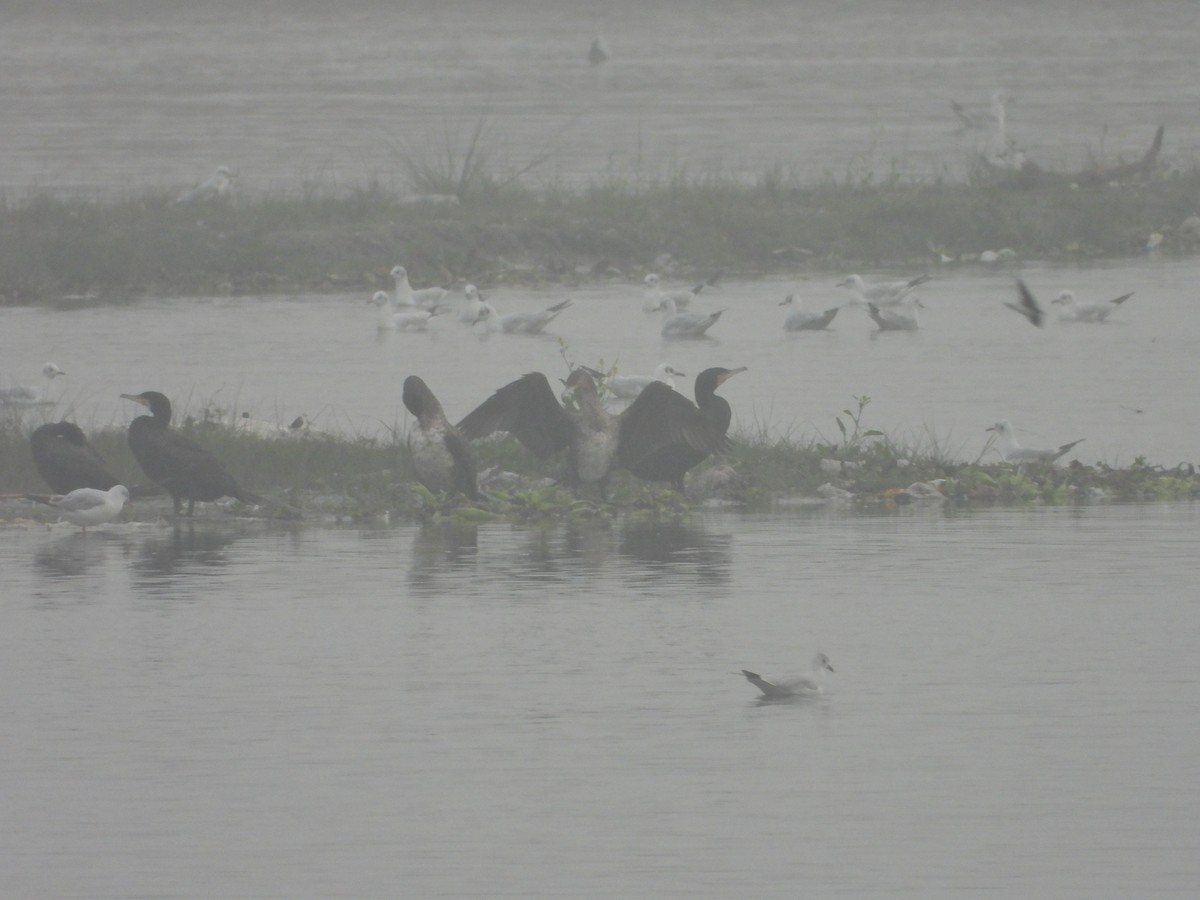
[657,296,724,339]
[391,265,449,309]
[867,299,921,331]
[0,363,66,407]
[459,284,486,323]
[643,273,704,312]
[1051,289,1133,323]
[174,165,234,204]
[370,291,444,330]
[26,484,130,531]
[951,89,1008,135]
[837,273,930,307]
[741,653,835,699]
[608,363,685,400]
[985,419,1084,463]
[779,295,839,331]
[472,298,572,334]
[1004,280,1044,327]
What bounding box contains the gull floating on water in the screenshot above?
[391,265,449,309]
[370,290,444,330]
[608,363,685,400]
[658,296,724,339]
[643,273,704,313]
[1005,280,1044,327]
[867,299,921,331]
[741,653,835,699]
[1051,289,1133,323]
[0,363,66,407]
[459,284,487,323]
[838,273,930,307]
[472,298,572,334]
[951,89,1008,135]
[26,484,130,531]
[779,294,839,331]
[174,165,234,205]
[986,419,1084,463]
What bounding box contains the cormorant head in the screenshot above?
[561,367,599,398]
[694,366,747,397]
[41,421,88,445]
[120,391,173,422]
[402,376,444,423]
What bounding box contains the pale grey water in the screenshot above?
[4,2,1200,896]
[2,0,1198,196]
[3,506,1200,898]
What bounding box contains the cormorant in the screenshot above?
[402,376,479,500]
[617,366,746,491]
[121,391,263,516]
[456,368,619,495]
[30,421,120,493]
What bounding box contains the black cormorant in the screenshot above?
[456,368,619,495]
[402,376,479,500]
[121,391,262,516]
[617,366,746,491]
[30,421,120,494]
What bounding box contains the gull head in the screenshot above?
[814,652,835,673]
[42,362,66,379]
[369,290,390,307]
[986,419,1014,438]
[643,274,661,288]
[464,284,481,300]
[390,265,409,283]
[1052,290,1075,306]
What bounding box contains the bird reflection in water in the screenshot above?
[34,531,119,580]
[618,520,731,585]
[408,522,479,592]
[134,522,240,583]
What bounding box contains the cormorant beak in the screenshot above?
[119,392,150,409]
[717,367,748,385]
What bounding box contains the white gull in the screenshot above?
[1051,289,1133,323]
[608,363,685,400]
[0,363,66,407]
[472,298,572,334]
[837,273,930,307]
[779,295,839,331]
[741,653,835,699]
[27,484,130,531]
[658,296,724,339]
[985,419,1084,463]
[642,273,704,312]
[391,265,449,309]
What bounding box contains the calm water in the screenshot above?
[4,2,1200,896]
[2,0,1198,196]
[3,505,1199,897]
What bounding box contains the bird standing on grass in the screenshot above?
[30,421,120,493]
[402,376,479,500]
[121,391,264,516]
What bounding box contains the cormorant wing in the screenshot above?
[144,429,239,494]
[444,428,480,499]
[617,381,729,469]
[455,373,573,459]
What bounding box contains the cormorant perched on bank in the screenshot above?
[121,391,263,516]
[30,421,120,494]
[617,366,746,491]
[456,368,620,495]
[402,376,479,500]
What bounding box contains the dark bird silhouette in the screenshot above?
[1005,279,1044,327]
[121,391,263,516]
[457,369,620,496]
[30,421,120,494]
[402,376,478,500]
[617,366,747,491]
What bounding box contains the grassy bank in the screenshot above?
[3,405,1197,527]
[2,161,1198,303]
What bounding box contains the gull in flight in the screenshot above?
[472,298,572,334]
[370,291,444,330]
[1051,289,1134,323]
[25,484,130,531]
[837,273,930,307]
[1005,280,1044,327]
[986,419,1084,463]
[951,89,1008,135]
[741,653,835,699]
[608,363,685,400]
[0,363,66,407]
[391,265,449,309]
[657,296,724,339]
[642,273,705,312]
[174,165,234,204]
[779,294,839,331]
[867,299,922,332]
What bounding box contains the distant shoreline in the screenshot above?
[2,168,1196,305]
